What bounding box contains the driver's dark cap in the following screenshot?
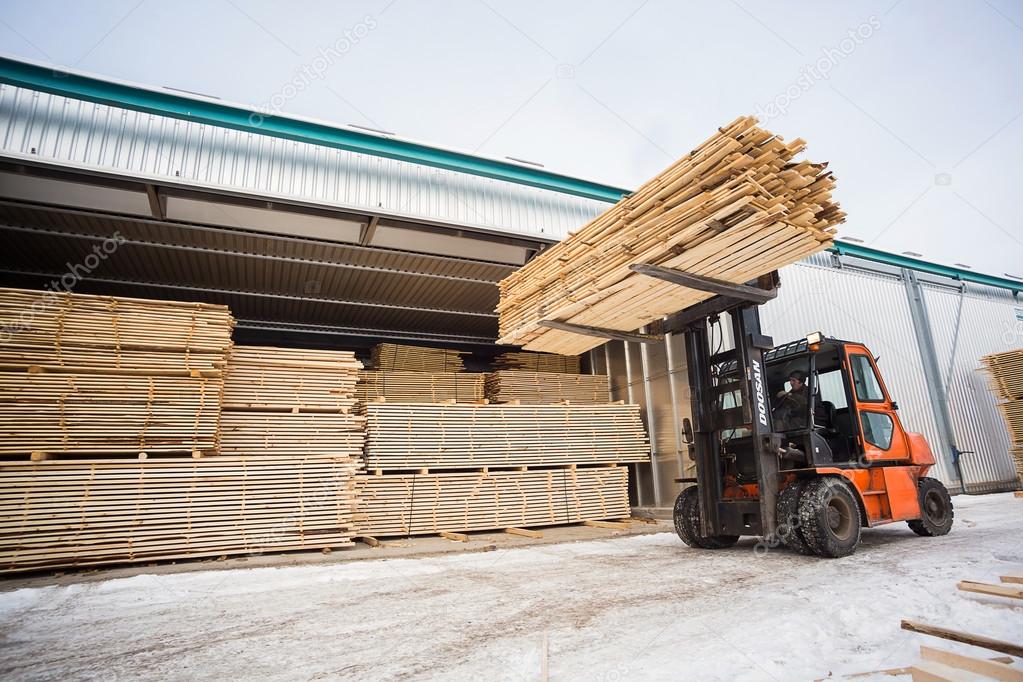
[788,370,807,382]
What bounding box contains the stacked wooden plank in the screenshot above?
[355,371,485,403]
[0,456,360,573]
[369,343,467,372]
[357,467,629,536]
[360,403,649,470]
[981,349,1023,480]
[485,371,609,404]
[496,116,844,355]
[218,346,365,460]
[0,288,233,457]
[492,351,581,374]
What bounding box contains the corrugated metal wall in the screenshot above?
[594,255,1021,508]
[0,85,607,240]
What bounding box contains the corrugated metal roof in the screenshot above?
[0,84,608,241]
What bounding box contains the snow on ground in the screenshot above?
[0,493,1021,681]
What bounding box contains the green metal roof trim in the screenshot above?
[0,56,1015,294]
[0,56,629,203]
[830,241,1020,294]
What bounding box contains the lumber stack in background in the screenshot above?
[492,351,581,374]
[496,116,844,355]
[0,288,233,458]
[981,348,1023,481]
[219,345,365,461]
[369,343,467,372]
[0,456,360,573]
[355,371,485,403]
[355,402,647,537]
[485,371,609,405]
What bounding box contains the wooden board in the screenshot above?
[983,349,1023,401]
[901,619,1023,658]
[495,116,843,355]
[485,371,610,405]
[368,343,467,372]
[217,412,365,456]
[356,466,629,536]
[360,402,649,470]
[492,351,581,374]
[355,371,485,403]
[0,455,361,573]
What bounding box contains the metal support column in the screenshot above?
[639,330,663,507]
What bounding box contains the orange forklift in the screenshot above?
[624,264,954,558]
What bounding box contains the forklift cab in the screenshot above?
[763,332,913,469]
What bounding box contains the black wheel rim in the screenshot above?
[826,495,855,540]
[923,489,948,525]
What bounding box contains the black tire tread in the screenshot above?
[776,480,815,555]
[797,477,862,558]
[907,476,954,537]
[672,486,740,550]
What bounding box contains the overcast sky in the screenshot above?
[1,0,1021,277]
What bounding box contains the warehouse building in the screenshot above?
[0,55,1019,511]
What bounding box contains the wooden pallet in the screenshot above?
[0,455,361,573]
[355,371,485,403]
[368,343,468,372]
[485,370,610,405]
[356,466,629,536]
[496,116,843,355]
[492,351,581,374]
[360,402,649,470]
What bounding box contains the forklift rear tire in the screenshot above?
[673,486,740,550]
[907,477,954,537]
[776,480,815,555]
[797,477,862,558]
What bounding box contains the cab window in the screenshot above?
[861,411,894,449]
[849,354,885,402]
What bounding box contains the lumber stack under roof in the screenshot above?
[360,403,648,470]
[355,371,485,403]
[369,343,468,372]
[219,345,365,461]
[0,288,233,458]
[496,116,843,355]
[982,349,1023,480]
[0,456,360,573]
[485,371,609,405]
[357,467,629,536]
[492,351,581,374]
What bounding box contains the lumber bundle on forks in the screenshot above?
[981,348,1023,480]
[360,403,648,470]
[496,116,843,355]
[485,371,610,405]
[0,288,233,458]
[369,343,467,372]
[0,456,360,573]
[492,351,581,374]
[355,371,485,403]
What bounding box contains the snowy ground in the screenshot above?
[0,493,1021,681]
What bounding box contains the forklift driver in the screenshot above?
[773,370,809,431]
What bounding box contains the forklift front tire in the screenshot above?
[776,480,815,555]
[798,477,862,558]
[673,486,739,550]
[907,477,954,537]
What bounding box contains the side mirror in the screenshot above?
[682,417,695,444]
[891,401,899,411]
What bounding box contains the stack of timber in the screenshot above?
[218,346,365,460]
[355,371,485,403]
[356,402,647,537]
[0,455,360,573]
[369,343,467,372]
[0,288,233,458]
[358,467,629,536]
[360,403,648,470]
[981,348,1023,480]
[492,351,581,374]
[485,371,610,405]
[496,116,844,355]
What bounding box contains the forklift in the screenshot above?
[622,264,955,558]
